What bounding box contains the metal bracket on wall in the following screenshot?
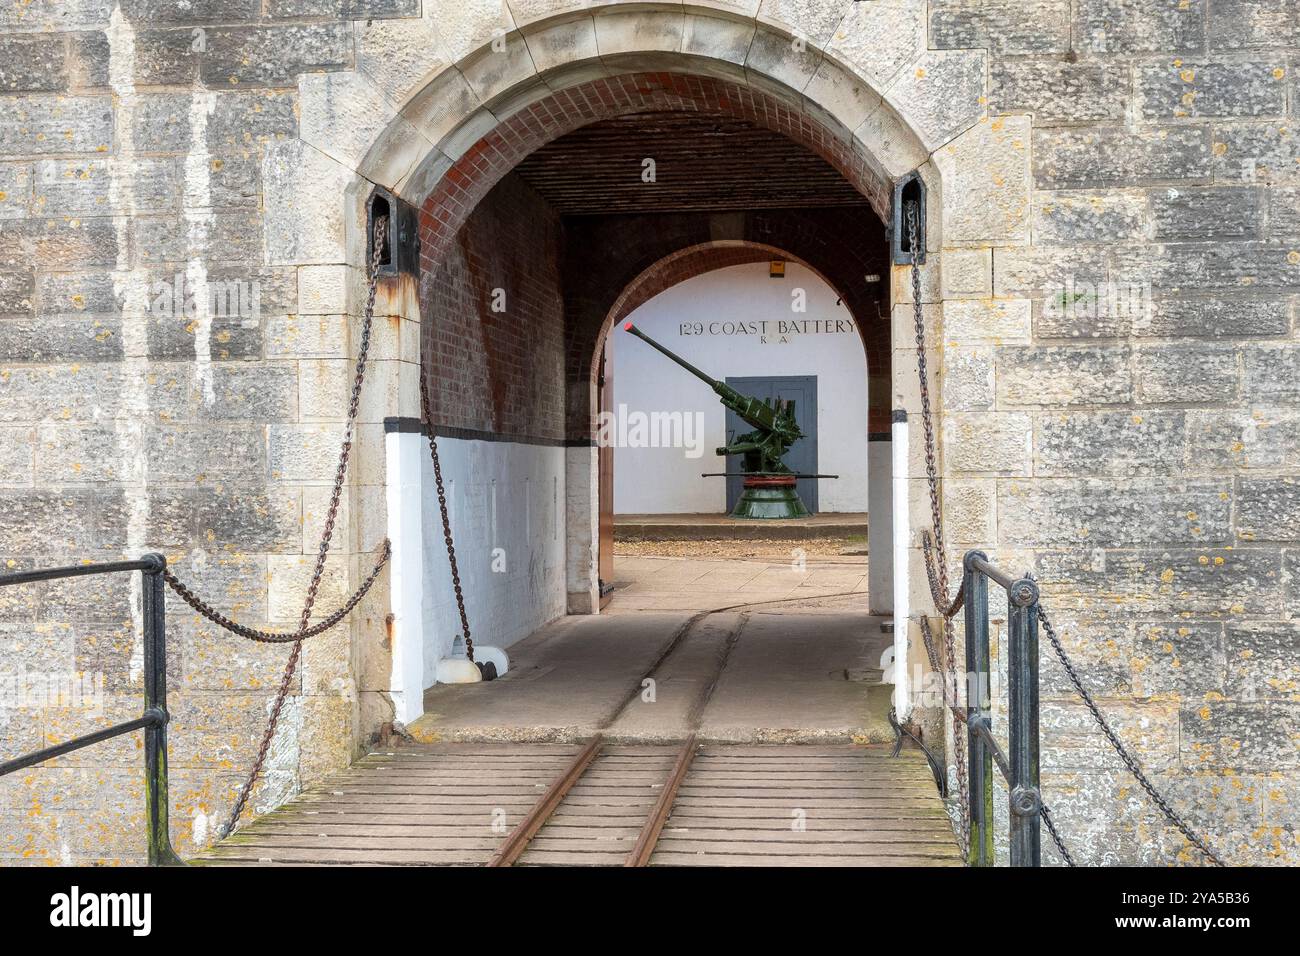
[368,186,421,278]
[889,171,926,265]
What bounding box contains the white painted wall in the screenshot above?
[420,436,568,685]
[609,262,869,514]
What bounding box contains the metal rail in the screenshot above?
[0,555,184,866]
[485,735,700,867]
[624,736,698,867]
[961,549,1041,867]
[487,736,605,866]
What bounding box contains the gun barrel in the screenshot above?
[622,322,720,389]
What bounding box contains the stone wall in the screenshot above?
[0,0,1295,866]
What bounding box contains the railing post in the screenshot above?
[962,551,994,866]
[1007,576,1041,867]
[142,554,183,866]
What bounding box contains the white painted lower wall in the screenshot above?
[420,435,568,687]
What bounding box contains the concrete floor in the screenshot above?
[413,555,893,745]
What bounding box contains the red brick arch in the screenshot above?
[416,72,890,273]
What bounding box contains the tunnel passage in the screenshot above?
[405,71,897,689]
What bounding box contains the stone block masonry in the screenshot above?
[0,0,1295,869]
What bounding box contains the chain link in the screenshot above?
[1037,604,1225,866]
[905,203,969,857]
[418,352,474,663]
[207,215,390,836]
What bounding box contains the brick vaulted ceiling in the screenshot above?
[511,112,872,215]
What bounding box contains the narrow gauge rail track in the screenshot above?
[201,590,959,867]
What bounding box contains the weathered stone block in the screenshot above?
[943,299,1031,343]
[996,345,1131,407]
[988,59,1127,124]
[1074,0,1206,54]
[0,36,67,93]
[1034,617,1133,699]
[166,550,269,623]
[134,212,264,266]
[268,423,347,483]
[943,411,1031,476]
[933,116,1030,245]
[197,24,352,88]
[146,314,263,362]
[1242,345,1300,403]
[1132,622,1226,699]
[1150,185,1262,239]
[998,478,1232,548]
[1137,59,1287,120]
[1134,343,1240,404]
[0,489,131,554]
[1182,700,1300,771]
[1035,547,1283,619]
[0,316,122,364]
[1208,0,1300,51]
[1211,122,1300,183]
[1033,127,1213,189]
[931,0,1070,54]
[1042,699,1180,773]
[882,49,986,152]
[826,0,924,89]
[993,245,1108,300]
[940,247,991,298]
[1137,295,1291,338]
[1032,190,1147,246]
[266,0,418,17]
[0,94,112,156]
[33,157,178,216]
[941,345,993,411]
[146,363,297,424]
[1238,477,1300,542]
[1225,622,1300,700]
[0,163,31,220]
[0,218,119,270]
[1113,242,1300,292]
[0,268,31,315]
[1043,411,1188,477]
[943,478,995,545]
[1187,408,1300,471]
[34,424,134,483]
[0,426,32,485]
[193,485,301,554]
[145,424,266,482]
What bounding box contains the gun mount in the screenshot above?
[623,322,833,519]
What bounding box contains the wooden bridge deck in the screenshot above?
[197,743,961,867]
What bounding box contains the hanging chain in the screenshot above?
[212,216,390,836]
[905,203,969,856]
[903,199,1226,868]
[418,357,474,663]
[1037,604,1224,866]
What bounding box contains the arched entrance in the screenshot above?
[285,5,1008,742]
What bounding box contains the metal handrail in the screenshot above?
[961,549,1041,867]
[0,555,184,866]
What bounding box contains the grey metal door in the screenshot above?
[724,375,818,514]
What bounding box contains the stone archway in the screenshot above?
[271,1,1031,741]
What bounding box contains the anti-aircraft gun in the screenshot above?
[623,322,835,519]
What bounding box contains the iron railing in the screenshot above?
[0,555,184,866]
[961,549,1041,867]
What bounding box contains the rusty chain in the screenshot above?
[419,367,474,663]
[905,203,970,858]
[1036,604,1224,866]
[158,216,391,837]
[904,201,1223,867]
